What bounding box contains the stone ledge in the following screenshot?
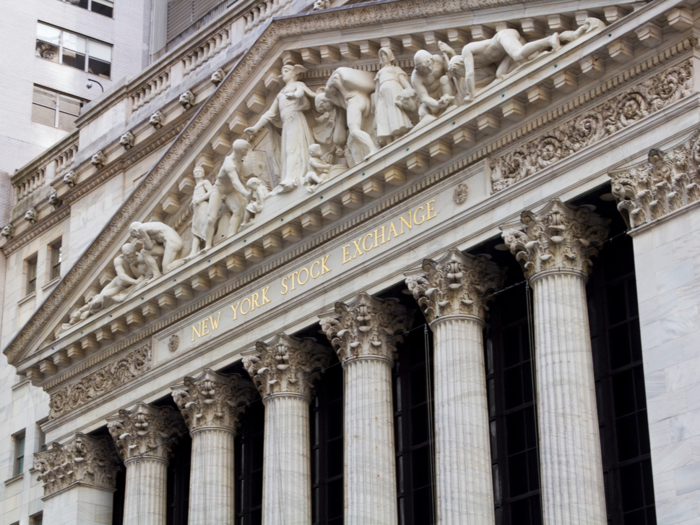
[4,473,24,486]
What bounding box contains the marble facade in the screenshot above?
[3,0,700,523]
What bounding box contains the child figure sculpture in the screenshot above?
[241,177,269,227]
[304,144,334,192]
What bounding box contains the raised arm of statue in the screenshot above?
[244,97,281,136]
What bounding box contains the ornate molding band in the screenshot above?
[610,128,700,229]
[49,345,151,419]
[489,59,693,193]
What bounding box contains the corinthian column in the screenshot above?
[107,403,186,525]
[35,433,121,525]
[171,369,256,525]
[319,292,412,525]
[501,198,609,524]
[405,248,504,524]
[243,333,331,525]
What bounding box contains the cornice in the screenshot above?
[1,208,70,255]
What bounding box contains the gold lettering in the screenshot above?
[310,260,321,279]
[362,233,374,253]
[427,199,437,220]
[400,211,412,234]
[298,267,310,285]
[374,225,386,248]
[240,297,252,315]
[352,239,363,258]
[261,286,271,305]
[388,221,399,240]
[210,311,222,330]
[342,245,352,264]
[321,255,331,274]
[192,324,201,342]
[230,301,241,320]
[414,205,426,225]
[289,271,298,291]
[201,318,210,336]
[251,293,260,311]
[281,277,289,295]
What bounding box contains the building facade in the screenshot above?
[2,0,700,524]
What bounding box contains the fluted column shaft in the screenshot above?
[344,356,398,525]
[432,315,494,524]
[531,269,606,524]
[262,394,312,524]
[188,428,235,525]
[124,457,169,525]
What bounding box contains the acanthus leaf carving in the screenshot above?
[500,198,609,279]
[243,333,331,399]
[318,292,413,363]
[405,248,505,323]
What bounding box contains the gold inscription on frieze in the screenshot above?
[280,255,331,295]
[191,311,222,342]
[230,286,272,320]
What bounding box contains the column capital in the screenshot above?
[171,369,256,433]
[318,292,413,363]
[34,432,121,498]
[405,248,505,323]
[107,403,186,462]
[500,198,609,280]
[243,333,331,400]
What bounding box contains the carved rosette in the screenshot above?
[500,198,609,280]
[319,292,413,363]
[243,333,331,400]
[610,130,700,229]
[171,369,256,433]
[107,403,186,462]
[405,248,505,323]
[34,433,121,497]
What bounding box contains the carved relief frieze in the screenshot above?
[610,129,700,229]
[49,345,151,419]
[490,60,693,193]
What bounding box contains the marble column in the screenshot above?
[107,403,186,525]
[500,198,609,524]
[405,248,505,524]
[319,292,412,525]
[242,333,331,525]
[171,369,256,525]
[35,433,121,525]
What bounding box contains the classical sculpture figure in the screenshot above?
[200,139,252,249]
[410,49,455,122]
[304,144,334,192]
[188,166,212,258]
[315,67,378,166]
[244,63,317,192]
[241,177,269,227]
[129,221,185,278]
[375,47,414,145]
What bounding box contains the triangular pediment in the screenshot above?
[7,0,686,387]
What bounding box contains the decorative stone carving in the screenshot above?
[107,403,186,461]
[187,166,213,258]
[241,177,269,227]
[48,190,63,209]
[375,47,414,146]
[610,130,700,228]
[168,334,180,352]
[129,221,185,277]
[410,49,455,122]
[49,345,152,419]
[34,433,121,496]
[243,333,331,399]
[24,208,37,224]
[453,183,469,204]
[91,150,106,168]
[312,0,330,9]
[319,292,412,362]
[500,198,609,279]
[171,369,256,432]
[405,248,505,322]
[179,90,196,109]
[63,170,77,187]
[120,130,135,150]
[211,68,225,85]
[1,224,13,240]
[245,63,317,192]
[490,60,693,192]
[304,144,334,192]
[149,110,164,129]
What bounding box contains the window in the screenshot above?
[30,513,43,525]
[26,255,38,295]
[32,86,83,130]
[63,0,114,17]
[14,431,26,476]
[49,238,63,280]
[36,22,112,78]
